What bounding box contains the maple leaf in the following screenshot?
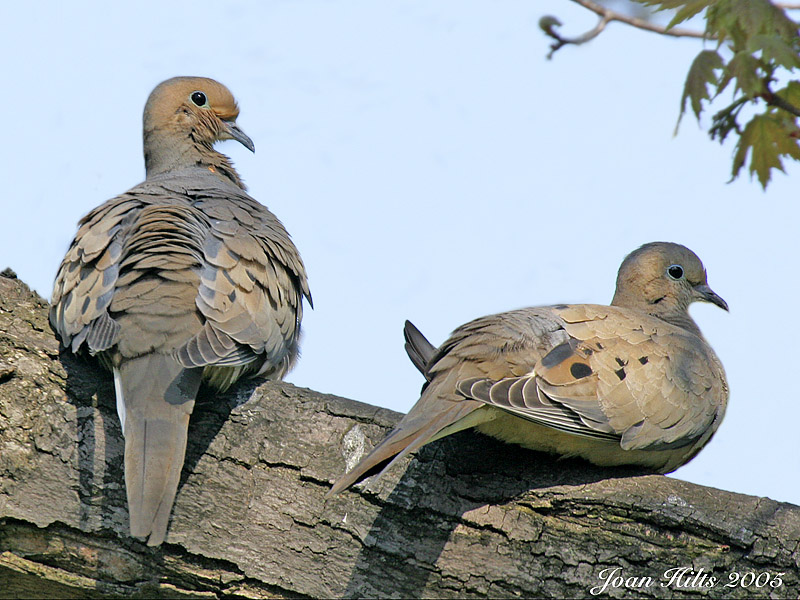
[708,0,800,50]
[748,34,800,71]
[680,50,725,123]
[775,81,800,109]
[732,113,800,188]
[633,0,716,30]
[718,52,763,97]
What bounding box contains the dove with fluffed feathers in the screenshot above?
[51,76,311,545]
[329,242,728,495]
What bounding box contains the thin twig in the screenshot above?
[572,0,708,37]
[776,3,800,9]
[540,14,611,59]
[542,0,711,58]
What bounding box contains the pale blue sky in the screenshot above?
[1,1,797,506]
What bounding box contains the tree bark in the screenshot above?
[0,271,798,599]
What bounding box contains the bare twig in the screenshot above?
[777,3,800,9]
[540,14,610,59]
[542,0,709,59]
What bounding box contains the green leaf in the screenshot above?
[775,81,800,109]
[707,0,800,50]
[720,52,763,97]
[731,113,800,188]
[667,0,718,30]
[680,50,725,122]
[748,34,800,71]
[734,0,799,43]
[709,98,748,144]
[632,0,716,29]
[706,1,745,48]
[725,0,771,38]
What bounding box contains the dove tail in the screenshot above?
[403,320,436,376]
[116,354,202,546]
[328,321,491,496]
[327,393,490,496]
[327,419,440,496]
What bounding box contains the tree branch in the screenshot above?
[544,2,800,119]
[2,272,800,598]
[542,0,709,59]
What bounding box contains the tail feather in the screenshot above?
[327,395,488,496]
[117,354,202,546]
[329,321,490,496]
[403,320,436,377]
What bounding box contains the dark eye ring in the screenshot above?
[190,91,207,107]
[667,264,684,280]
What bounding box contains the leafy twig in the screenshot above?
[761,88,800,117]
[709,96,749,144]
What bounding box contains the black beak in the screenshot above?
[694,284,729,311]
[223,121,255,153]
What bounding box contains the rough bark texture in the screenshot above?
[0,271,798,599]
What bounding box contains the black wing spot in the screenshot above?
[541,341,575,368]
[570,362,593,379]
[615,357,627,367]
[615,367,626,381]
[639,356,649,365]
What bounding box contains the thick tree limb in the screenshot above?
[0,272,798,598]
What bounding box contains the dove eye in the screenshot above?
[190,91,208,107]
[667,265,684,280]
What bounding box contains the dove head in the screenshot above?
[611,242,728,335]
[143,76,254,188]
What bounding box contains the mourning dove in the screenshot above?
[50,76,311,545]
[330,242,728,495]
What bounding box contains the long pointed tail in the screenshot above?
[403,320,436,377]
[328,321,433,495]
[327,395,488,496]
[329,321,489,496]
[115,354,202,546]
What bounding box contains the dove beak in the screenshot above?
[223,121,255,153]
[694,284,729,312]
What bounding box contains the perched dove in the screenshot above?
[330,242,727,495]
[51,77,311,545]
